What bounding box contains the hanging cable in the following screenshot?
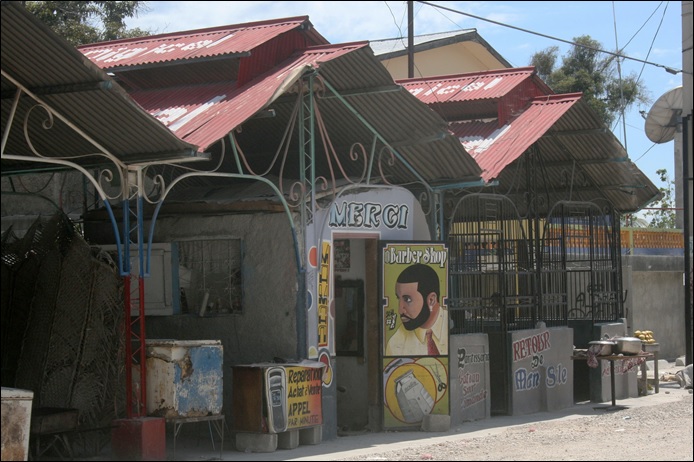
[416,1,687,75]
[612,1,628,151]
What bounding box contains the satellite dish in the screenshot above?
[644,86,682,143]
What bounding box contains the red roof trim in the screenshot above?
[78,16,313,48]
[397,66,537,85]
[78,16,329,71]
[130,43,370,151]
[452,93,583,181]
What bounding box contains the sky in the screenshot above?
[125,1,685,195]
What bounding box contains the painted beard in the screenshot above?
[401,301,430,331]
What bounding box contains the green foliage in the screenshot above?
[529,35,651,127]
[620,169,676,229]
[643,169,676,228]
[24,1,150,46]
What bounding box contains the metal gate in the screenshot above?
[538,200,623,326]
[446,193,535,415]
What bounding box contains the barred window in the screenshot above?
[177,239,243,316]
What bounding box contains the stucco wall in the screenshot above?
[121,211,299,422]
[381,42,506,80]
[622,255,686,360]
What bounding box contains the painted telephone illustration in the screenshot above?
[267,367,287,433]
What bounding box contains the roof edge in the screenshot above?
[77,15,318,48]
[371,29,511,67]
[396,66,537,85]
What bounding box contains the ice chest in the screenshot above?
[145,339,223,418]
[1,387,34,461]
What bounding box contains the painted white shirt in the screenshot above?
[385,307,448,356]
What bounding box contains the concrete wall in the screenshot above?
[87,211,300,422]
[509,326,574,415]
[622,255,686,360]
[449,333,490,426]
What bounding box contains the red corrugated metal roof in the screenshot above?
[450,93,582,181]
[130,42,370,150]
[397,67,551,104]
[78,16,326,69]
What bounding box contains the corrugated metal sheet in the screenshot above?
[398,67,550,105]
[1,2,199,174]
[369,29,476,56]
[125,42,482,186]
[130,43,371,150]
[78,16,328,70]
[449,92,660,213]
[452,93,581,180]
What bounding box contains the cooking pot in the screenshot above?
[588,340,615,356]
[613,337,642,355]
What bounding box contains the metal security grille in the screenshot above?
[447,194,535,334]
[177,239,243,315]
[539,201,623,324]
[1,212,124,455]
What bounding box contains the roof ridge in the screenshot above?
[369,28,476,43]
[78,15,312,49]
[397,67,537,84]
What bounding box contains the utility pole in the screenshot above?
[408,1,414,78]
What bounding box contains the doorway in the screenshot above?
[334,237,380,433]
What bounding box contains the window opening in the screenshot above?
[177,239,243,315]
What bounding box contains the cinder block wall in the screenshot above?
[622,255,686,360]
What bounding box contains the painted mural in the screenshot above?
[382,357,449,427]
[307,187,429,393]
[381,242,450,428]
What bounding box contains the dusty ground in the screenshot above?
[336,391,693,461]
[64,362,693,462]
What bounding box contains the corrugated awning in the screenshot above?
[130,43,367,151]
[450,93,661,213]
[125,42,483,187]
[398,68,553,127]
[452,93,581,181]
[1,1,202,174]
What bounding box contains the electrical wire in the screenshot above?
[610,2,670,157]
[416,1,687,75]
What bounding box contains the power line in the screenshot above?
[416,1,688,75]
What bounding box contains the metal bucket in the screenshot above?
[588,340,615,356]
[613,337,642,355]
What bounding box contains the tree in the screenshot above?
[23,1,150,46]
[642,168,677,228]
[621,168,677,228]
[530,35,650,127]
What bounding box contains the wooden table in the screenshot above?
[641,343,660,393]
[572,353,652,411]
